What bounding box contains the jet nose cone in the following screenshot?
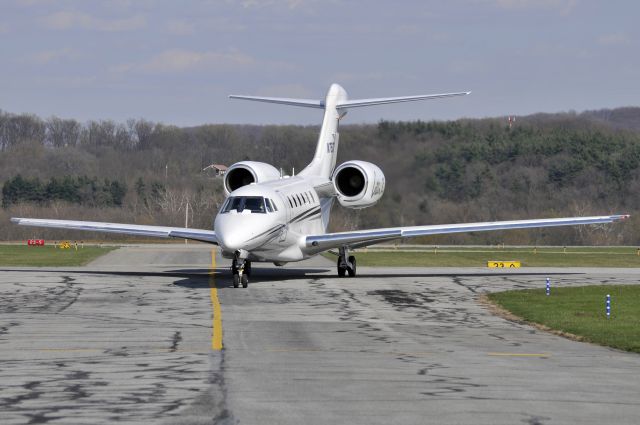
[215,219,241,251]
[217,232,243,251]
[214,214,262,251]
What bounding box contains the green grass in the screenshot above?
[0,244,117,266]
[324,247,640,267]
[488,285,640,353]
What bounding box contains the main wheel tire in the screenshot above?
[245,261,252,277]
[233,273,240,288]
[337,258,346,277]
[347,256,356,277]
[241,273,249,288]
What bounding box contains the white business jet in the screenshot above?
[12,84,629,287]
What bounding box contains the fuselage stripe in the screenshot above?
[288,206,318,223]
[246,224,285,242]
[291,207,321,223]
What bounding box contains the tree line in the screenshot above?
[1,106,640,245]
[2,175,127,208]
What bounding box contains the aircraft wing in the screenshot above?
[11,218,218,244]
[304,214,629,253]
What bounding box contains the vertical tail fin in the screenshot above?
[229,84,470,178]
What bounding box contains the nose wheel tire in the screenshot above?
[231,256,251,288]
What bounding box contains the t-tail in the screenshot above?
[229,84,470,178]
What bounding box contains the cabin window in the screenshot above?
[270,198,278,211]
[296,194,302,205]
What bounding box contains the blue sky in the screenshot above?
[0,0,638,125]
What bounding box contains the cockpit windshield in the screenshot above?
[221,196,266,213]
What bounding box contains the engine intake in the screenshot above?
[332,160,385,209]
[335,167,365,197]
[223,161,280,195]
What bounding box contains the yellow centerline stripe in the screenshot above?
[209,249,223,351]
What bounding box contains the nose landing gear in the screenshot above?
[337,246,357,277]
[231,252,252,288]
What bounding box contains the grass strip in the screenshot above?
[0,244,117,266]
[487,285,640,353]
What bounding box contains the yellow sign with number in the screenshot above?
[59,241,71,249]
[488,261,521,268]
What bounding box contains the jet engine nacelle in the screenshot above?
[223,161,280,195]
[332,160,385,209]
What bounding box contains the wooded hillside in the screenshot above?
[1,107,639,245]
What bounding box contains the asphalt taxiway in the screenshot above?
[1,244,639,424]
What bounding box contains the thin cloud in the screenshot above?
[166,19,196,36]
[165,17,247,35]
[256,83,315,98]
[41,11,146,31]
[330,72,386,83]
[35,74,98,88]
[15,0,57,5]
[111,49,257,74]
[491,0,578,14]
[200,17,247,33]
[597,33,631,46]
[26,47,78,64]
[237,0,326,9]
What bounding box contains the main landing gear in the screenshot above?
[337,246,356,278]
[232,253,251,288]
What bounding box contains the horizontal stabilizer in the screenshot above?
[336,91,471,109]
[229,95,324,109]
[229,88,470,110]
